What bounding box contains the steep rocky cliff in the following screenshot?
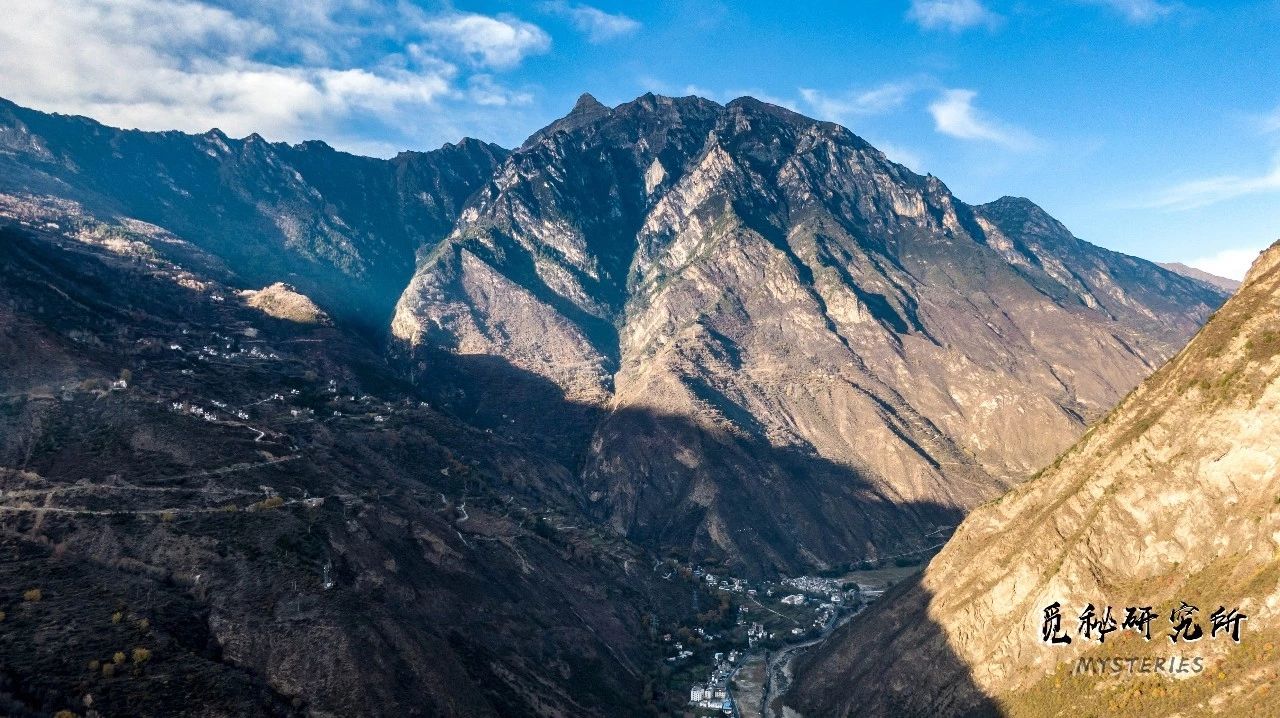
[393,93,1225,574]
[788,241,1280,717]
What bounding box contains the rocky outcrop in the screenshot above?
[242,283,330,324]
[394,93,1227,574]
[787,240,1280,717]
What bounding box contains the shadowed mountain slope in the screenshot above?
[0,94,1226,575]
[0,224,699,717]
[0,91,1243,714]
[0,97,506,327]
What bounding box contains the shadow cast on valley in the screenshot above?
[410,348,1006,715]
[785,575,1005,717]
[410,349,970,576]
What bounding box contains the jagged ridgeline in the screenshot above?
[0,91,1231,716]
[787,241,1280,717]
[391,93,1225,574]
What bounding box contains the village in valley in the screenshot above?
[644,557,931,716]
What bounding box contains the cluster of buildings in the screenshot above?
[687,653,738,714]
[780,575,845,595]
[159,362,426,433]
[688,684,733,714]
[663,565,876,712]
[698,570,748,593]
[664,636,693,663]
[169,401,222,423]
[185,340,280,364]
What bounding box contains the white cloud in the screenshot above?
[928,89,1039,150]
[1077,0,1178,23]
[1145,156,1280,211]
[419,12,551,70]
[799,82,916,123]
[0,0,549,154]
[542,1,641,43]
[1184,246,1266,281]
[907,0,1000,31]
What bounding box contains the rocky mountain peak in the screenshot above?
[391,91,1227,576]
[572,91,608,114]
[520,91,615,148]
[0,90,1250,716]
[724,95,817,127]
[978,194,1070,236]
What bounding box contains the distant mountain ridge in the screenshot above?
[0,93,1229,576]
[0,96,507,326]
[1158,261,1242,293]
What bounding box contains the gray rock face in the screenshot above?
[393,94,1226,575]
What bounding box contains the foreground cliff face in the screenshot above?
[788,241,1280,717]
[393,93,1225,574]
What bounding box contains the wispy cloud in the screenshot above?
[1263,106,1280,133]
[0,0,551,155]
[1144,155,1280,210]
[928,89,1039,150]
[1184,247,1266,281]
[799,82,916,123]
[1143,102,1280,211]
[907,0,1000,32]
[542,1,640,43]
[465,75,536,108]
[1076,0,1179,23]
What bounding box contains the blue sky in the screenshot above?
[2,0,1278,277]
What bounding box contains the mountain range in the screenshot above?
[0,92,1234,715]
[391,92,1224,574]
